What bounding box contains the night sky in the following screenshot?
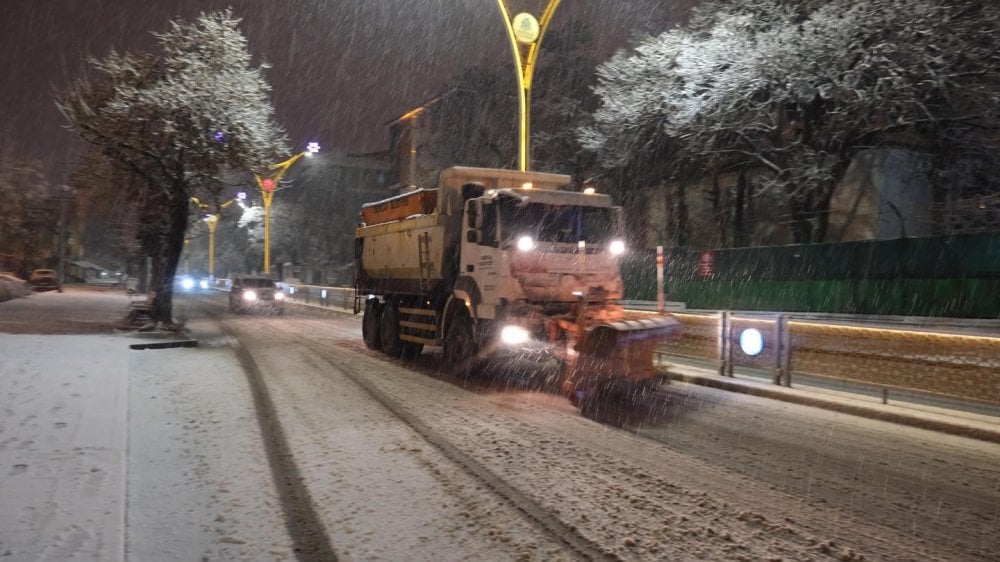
[1,1,698,184]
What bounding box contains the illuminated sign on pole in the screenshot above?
[698,251,714,278]
[512,13,540,43]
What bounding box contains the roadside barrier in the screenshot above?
[660,311,1000,406]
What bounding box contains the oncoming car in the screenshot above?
[228,276,284,314]
[176,275,211,292]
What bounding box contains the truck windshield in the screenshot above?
[499,199,614,244]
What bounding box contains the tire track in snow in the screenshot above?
[215,317,339,562]
[262,319,611,561]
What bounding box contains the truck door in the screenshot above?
[460,199,500,319]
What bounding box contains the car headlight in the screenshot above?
[500,325,530,345]
[199,279,209,289]
[517,236,535,252]
[609,240,626,255]
[274,292,285,300]
[243,290,258,302]
[181,278,195,290]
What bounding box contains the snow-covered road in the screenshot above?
[2,289,998,561]
[217,298,999,561]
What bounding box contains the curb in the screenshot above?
[667,371,1000,445]
[129,339,199,350]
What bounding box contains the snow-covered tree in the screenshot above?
[584,0,1000,245]
[59,9,287,323]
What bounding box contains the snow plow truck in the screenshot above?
[354,167,679,407]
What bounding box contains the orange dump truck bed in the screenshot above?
[360,189,438,225]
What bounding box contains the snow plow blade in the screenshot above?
[563,314,682,397]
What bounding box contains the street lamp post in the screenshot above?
[495,0,562,172]
[253,143,320,274]
[204,213,219,278]
[191,196,241,279]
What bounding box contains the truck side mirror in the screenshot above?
[466,203,477,228]
[612,206,624,234]
[466,200,483,229]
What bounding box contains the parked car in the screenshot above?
[228,275,284,314]
[28,269,58,292]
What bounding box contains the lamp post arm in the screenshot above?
[495,0,562,172]
[252,150,311,275]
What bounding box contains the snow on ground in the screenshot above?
[0,335,128,561]
[4,289,997,561]
[126,319,292,561]
[1,291,292,561]
[225,316,574,561]
[234,313,988,561]
[0,287,138,334]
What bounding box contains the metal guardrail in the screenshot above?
[279,283,356,310]
[660,311,1000,406]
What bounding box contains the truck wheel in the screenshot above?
[443,313,476,376]
[380,303,404,357]
[362,299,382,350]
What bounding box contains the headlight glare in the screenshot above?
[517,236,535,252]
[181,277,195,290]
[274,292,285,300]
[609,240,626,255]
[243,290,258,302]
[500,325,530,345]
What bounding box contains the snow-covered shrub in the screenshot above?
[0,274,29,302]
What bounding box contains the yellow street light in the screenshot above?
[252,143,320,274]
[191,196,239,279]
[495,0,562,172]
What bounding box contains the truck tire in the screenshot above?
[362,299,382,350]
[400,341,424,360]
[443,312,477,376]
[380,303,404,357]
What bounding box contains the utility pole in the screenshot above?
[55,185,74,293]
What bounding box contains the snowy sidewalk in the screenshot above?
[0,313,292,560]
[0,335,129,561]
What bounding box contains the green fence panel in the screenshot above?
[624,233,1000,318]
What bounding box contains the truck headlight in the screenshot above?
[243,290,258,302]
[274,292,285,300]
[517,236,535,252]
[609,240,626,255]
[500,325,530,345]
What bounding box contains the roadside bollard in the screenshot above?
[321,289,328,306]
